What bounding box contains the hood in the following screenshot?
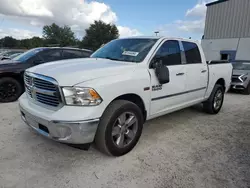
[0,59,21,65]
[233,69,250,76]
[28,58,136,86]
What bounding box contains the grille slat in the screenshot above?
[33,85,57,91]
[24,73,61,107]
[36,98,59,107]
[36,96,59,104]
[26,88,32,98]
[36,95,59,103]
[25,75,32,85]
[33,81,55,87]
[36,92,59,100]
[34,78,54,85]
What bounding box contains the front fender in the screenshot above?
[76,67,151,118]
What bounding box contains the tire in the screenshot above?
[95,100,144,156]
[0,77,23,103]
[203,84,224,114]
[243,83,250,95]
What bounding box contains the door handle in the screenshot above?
[201,70,207,73]
[176,73,185,76]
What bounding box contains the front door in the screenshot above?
[149,40,187,117]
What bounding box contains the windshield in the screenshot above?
[13,48,43,62]
[0,51,11,56]
[9,53,23,59]
[91,38,158,63]
[233,62,250,70]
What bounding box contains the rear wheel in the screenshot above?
[203,84,224,114]
[95,100,143,156]
[0,77,22,102]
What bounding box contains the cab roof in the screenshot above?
[32,47,92,52]
[119,36,199,43]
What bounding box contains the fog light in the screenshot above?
[56,126,72,139]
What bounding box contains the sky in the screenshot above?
[0,0,214,40]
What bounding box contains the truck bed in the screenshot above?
[205,61,232,99]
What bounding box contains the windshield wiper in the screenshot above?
[103,56,122,61]
[102,56,137,63]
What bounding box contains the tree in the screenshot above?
[29,37,44,48]
[1,36,18,48]
[19,39,30,49]
[81,20,119,51]
[43,23,76,47]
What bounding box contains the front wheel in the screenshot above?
[95,100,143,156]
[0,77,23,103]
[203,84,224,114]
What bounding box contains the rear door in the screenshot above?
[62,49,84,59]
[39,49,62,63]
[149,40,187,117]
[82,50,92,57]
[181,41,208,102]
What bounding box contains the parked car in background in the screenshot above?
[231,61,250,94]
[1,52,24,61]
[0,47,92,102]
[19,37,232,156]
[0,50,25,60]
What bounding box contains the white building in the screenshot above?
[201,0,250,61]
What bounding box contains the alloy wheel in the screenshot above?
[111,112,138,148]
[213,90,223,110]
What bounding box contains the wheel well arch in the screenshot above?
[0,72,24,89]
[215,78,225,91]
[112,93,147,122]
[0,72,23,83]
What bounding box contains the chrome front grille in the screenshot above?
[232,75,242,83]
[24,72,61,107]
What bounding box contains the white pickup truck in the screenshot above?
[19,37,232,156]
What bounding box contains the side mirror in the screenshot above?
[33,59,44,65]
[153,58,170,84]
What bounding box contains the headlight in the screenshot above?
[62,87,102,106]
[239,74,248,82]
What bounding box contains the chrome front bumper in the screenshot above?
[231,82,246,90]
[20,105,99,144]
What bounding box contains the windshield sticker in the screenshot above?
[122,51,139,57]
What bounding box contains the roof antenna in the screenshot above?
[154,31,159,36]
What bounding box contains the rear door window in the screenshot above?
[182,41,202,64]
[40,49,62,62]
[62,49,83,59]
[82,51,92,57]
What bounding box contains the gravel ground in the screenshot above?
[0,93,249,188]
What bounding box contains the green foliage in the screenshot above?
[81,20,119,51]
[1,36,18,48]
[29,37,44,48]
[0,21,120,50]
[43,23,76,47]
[0,36,44,49]
[19,39,30,49]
